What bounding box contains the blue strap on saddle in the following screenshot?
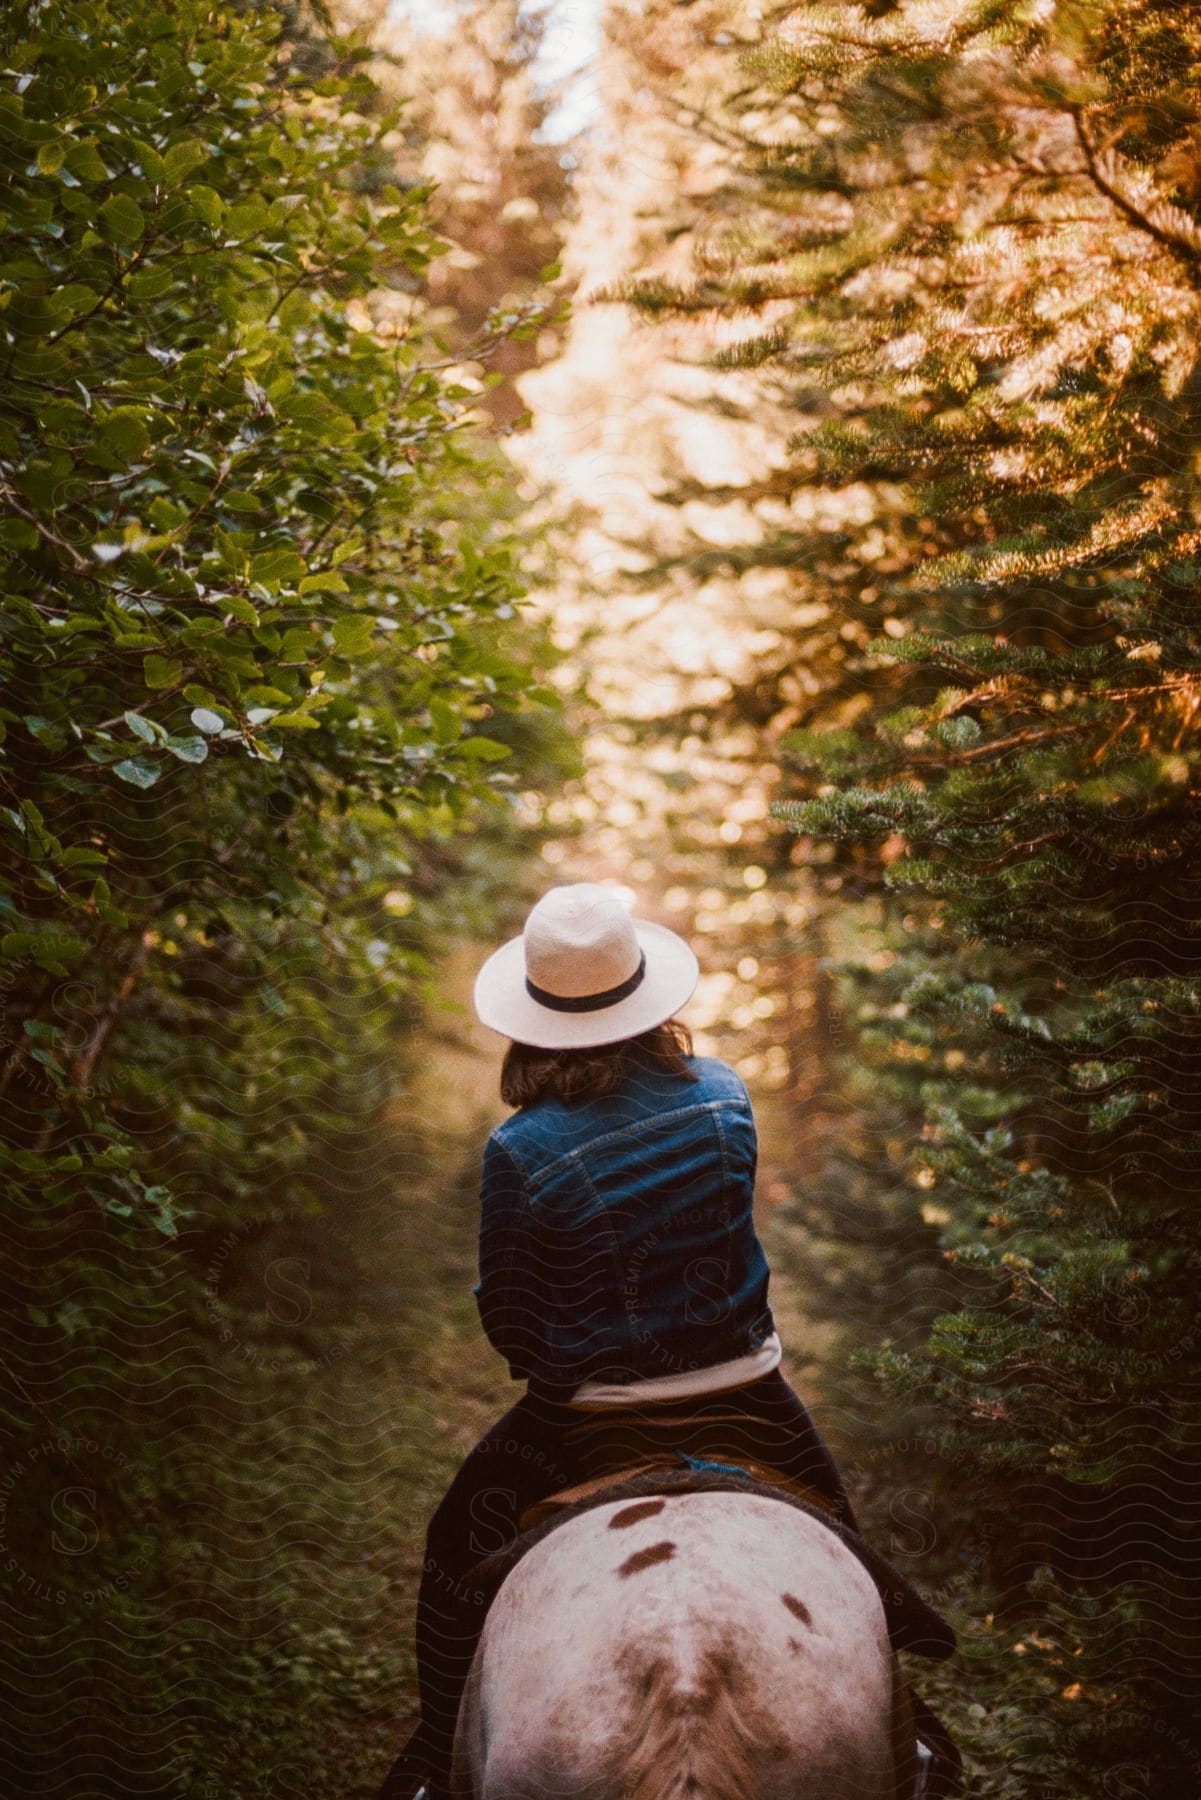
[675,1452,751,1480]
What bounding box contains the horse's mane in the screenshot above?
[620,1645,771,1800]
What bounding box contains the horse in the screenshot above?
[449,1487,921,1799]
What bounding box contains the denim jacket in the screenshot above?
[472,1047,776,1398]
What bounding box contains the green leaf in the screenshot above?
[127,266,175,300]
[456,736,512,761]
[43,933,87,964]
[24,715,67,749]
[190,707,225,734]
[165,733,208,763]
[226,199,268,238]
[163,140,206,185]
[64,141,110,182]
[250,548,306,588]
[99,192,146,248]
[270,710,322,729]
[49,282,99,320]
[243,686,291,706]
[429,696,463,743]
[36,140,66,176]
[124,711,162,743]
[133,138,166,184]
[280,628,317,661]
[98,406,152,461]
[189,184,223,228]
[298,571,349,596]
[113,756,162,788]
[219,593,260,626]
[332,615,376,656]
[143,654,182,689]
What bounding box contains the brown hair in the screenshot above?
[500,1017,700,1109]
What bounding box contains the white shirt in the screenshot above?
[569,1330,783,1408]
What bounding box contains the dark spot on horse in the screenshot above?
[787,1636,803,1655]
[782,1593,812,1628]
[618,1540,676,1578]
[610,1500,666,1530]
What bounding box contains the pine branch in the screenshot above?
[897,721,1087,769]
[1070,106,1201,278]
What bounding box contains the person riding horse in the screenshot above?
[382,882,962,1800]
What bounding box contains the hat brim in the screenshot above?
[473,918,700,1050]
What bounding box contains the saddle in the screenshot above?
[519,1448,838,1530]
[540,1396,858,1506]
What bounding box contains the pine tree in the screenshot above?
[608,0,1201,1788]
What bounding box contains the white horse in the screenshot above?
[451,1489,920,1799]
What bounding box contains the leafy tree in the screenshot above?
[0,1,565,1788]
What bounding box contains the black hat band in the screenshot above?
[525,948,647,1013]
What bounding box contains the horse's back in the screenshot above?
[454,1490,906,1800]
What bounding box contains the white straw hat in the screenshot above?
[473,882,700,1050]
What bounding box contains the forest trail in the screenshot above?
[6,5,1192,1794]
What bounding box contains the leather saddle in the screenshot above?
[519,1447,838,1530]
